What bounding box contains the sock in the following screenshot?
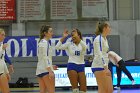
[73,88,79,93]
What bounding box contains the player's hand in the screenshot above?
[9,65,14,74]
[2,43,8,50]
[6,73,11,81]
[60,28,69,42]
[53,65,58,70]
[63,28,69,38]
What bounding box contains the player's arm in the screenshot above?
[39,42,54,79]
[5,52,14,74]
[55,29,69,50]
[95,37,107,68]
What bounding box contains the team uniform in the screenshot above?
[91,35,109,73]
[108,51,122,65]
[36,39,53,77]
[0,43,9,76]
[55,40,87,72]
[108,51,134,87]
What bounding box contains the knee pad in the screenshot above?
[73,88,79,93]
[79,91,86,93]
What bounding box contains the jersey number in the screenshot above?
[75,51,80,56]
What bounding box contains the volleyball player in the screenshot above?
[91,22,113,93]
[56,28,87,93]
[36,25,56,93]
[0,28,11,93]
[108,51,135,90]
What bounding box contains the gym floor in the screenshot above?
[10,88,140,93]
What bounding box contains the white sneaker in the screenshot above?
[132,80,135,85]
[114,86,121,90]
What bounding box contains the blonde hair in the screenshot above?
[95,21,109,36]
[0,28,4,34]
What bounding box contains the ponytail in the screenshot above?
[39,25,51,42]
[95,21,108,36]
[95,22,101,36]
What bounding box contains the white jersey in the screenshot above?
[55,40,87,64]
[0,43,9,74]
[108,51,122,65]
[36,39,53,75]
[91,35,109,68]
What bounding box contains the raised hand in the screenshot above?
[60,28,69,42]
[63,28,69,37]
